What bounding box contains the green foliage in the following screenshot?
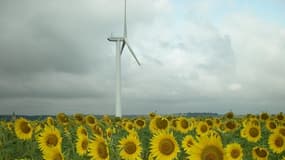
[0,113,284,160]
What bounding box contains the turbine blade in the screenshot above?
[125,39,141,66]
[120,41,126,55]
[124,0,127,38]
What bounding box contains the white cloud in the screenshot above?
[228,83,242,91]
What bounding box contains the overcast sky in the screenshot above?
[0,0,285,115]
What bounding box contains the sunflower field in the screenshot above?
[0,112,285,160]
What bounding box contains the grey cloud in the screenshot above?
[0,72,112,99]
[0,0,284,115]
[0,0,173,114]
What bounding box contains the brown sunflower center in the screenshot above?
[181,119,189,129]
[274,136,284,147]
[255,148,267,158]
[136,120,145,127]
[187,139,194,147]
[261,113,269,120]
[226,121,236,130]
[149,113,156,118]
[201,125,208,133]
[269,122,276,129]
[159,138,175,155]
[87,117,95,124]
[277,114,284,120]
[201,145,224,160]
[20,121,31,134]
[98,142,108,159]
[226,112,234,119]
[206,120,213,127]
[216,119,220,124]
[249,127,259,137]
[46,134,58,147]
[58,115,68,123]
[81,139,88,150]
[124,141,137,154]
[230,149,240,158]
[156,118,168,130]
[127,124,133,130]
[75,115,83,122]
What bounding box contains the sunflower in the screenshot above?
[150,131,180,160]
[42,147,64,160]
[224,120,238,132]
[37,125,62,153]
[188,131,225,160]
[106,128,113,139]
[74,113,85,124]
[177,117,192,134]
[91,124,103,137]
[242,118,250,127]
[14,117,33,140]
[118,132,142,160]
[76,135,89,156]
[260,112,269,121]
[266,120,277,131]
[225,111,234,119]
[124,121,135,133]
[225,143,243,160]
[85,115,97,126]
[252,147,268,160]
[276,112,284,121]
[46,117,54,126]
[170,118,178,131]
[274,126,285,137]
[196,121,209,136]
[135,118,146,129]
[218,123,226,133]
[249,118,260,126]
[268,133,285,153]
[166,116,173,122]
[241,123,261,142]
[103,115,112,125]
[149,116,169,133]
[182,135,196,154]
[6,122,14,131]
[88,136,109,160]
[205,118,214,128]
[77,125,88,137]
[149,112,157,119]
[56,112,69,126]
[213,118,221,128]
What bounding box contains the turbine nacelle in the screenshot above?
[108,36,140,66]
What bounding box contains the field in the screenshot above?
[0,112,284,160]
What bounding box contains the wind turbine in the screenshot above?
[108,0,141,118]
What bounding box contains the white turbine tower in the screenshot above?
[108,0,141,118]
